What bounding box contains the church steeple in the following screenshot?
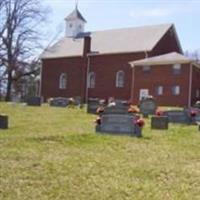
[65,4,87,38]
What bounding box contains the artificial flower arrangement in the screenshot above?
[156,108,164,116]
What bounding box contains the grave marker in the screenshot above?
[87,98,100,114]
[0,115,8,129]
[162,110,190,124]
[151,116,168,130]
[139,98,157,115]
[49,97,69,107]
[27,97,42,106]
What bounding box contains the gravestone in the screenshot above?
[96,114,141,137]
[104,104,129,115]
[191,108,200,123]
[87,98,100,114]
[49,97,69,107]
[27,97,41,106]
[74,96,82,106]
[0,115,8,129]
[96,102,142,137]
[151,116,168,130]
[193,101,200,110]
[139,98,157,115]
[195,112,200,123]
[162,110,190,124]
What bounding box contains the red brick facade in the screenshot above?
[132,64,191,106]
[41,28,200,107]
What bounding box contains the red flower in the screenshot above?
[190,110,197,117]
[95,117,101,125]
[135,118,145,127]
[156,110,163,116]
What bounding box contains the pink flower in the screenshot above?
[190,110,197,117]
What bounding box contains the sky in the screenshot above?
[42,0,200,52]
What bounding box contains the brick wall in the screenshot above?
[191,65,200,105]
[132,64,190,106]
[88,52,145,100]
[41,57,87,101]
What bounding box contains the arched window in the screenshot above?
[116,70,125,88]
[88,72,95,88]
[59,73,67,89]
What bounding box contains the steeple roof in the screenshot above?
[65,7,87,23]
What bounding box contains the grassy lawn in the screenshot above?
[0,103,200,200]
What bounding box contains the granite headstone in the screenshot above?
[27,96,42,106]
[49,97,69,107]
[151,116,168,130]
[0,115,8,129]
[162,110,190,124]
[139,98,157,115]
[87,98,100,114]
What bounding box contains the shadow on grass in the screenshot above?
[26,133,114,147]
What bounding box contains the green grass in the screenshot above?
[0,103,200,200]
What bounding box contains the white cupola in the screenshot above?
[65,6,87,38]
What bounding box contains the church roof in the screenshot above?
[130,52,194,66]
[41,23,176,59]
[41,38,84,59]
[65,8,87,23]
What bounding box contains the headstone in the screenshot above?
[193,101,200,110]
[190,108,200,123]
[162,110,190,124]
[0,115,8,129]
[27,97,41,106]
[96,114,141,137]
[74,96,82,106]
[104,104,129,115]
[87,98,100,114]
[49,97,69,107]
[139,98,157,115]
[151,116,168,130]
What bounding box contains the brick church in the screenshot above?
[41,7,200,107]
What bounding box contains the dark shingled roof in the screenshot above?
[65,8,87,23]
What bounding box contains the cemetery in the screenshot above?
[0,99,200,200]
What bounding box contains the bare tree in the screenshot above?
[185,50,200,64]
[0,0,47,101]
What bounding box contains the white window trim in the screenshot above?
[116,70,125,88]
[172,85,180,96]
[156,86,163,96]
[173,64,182,74]
[88,72,95,89]
[59,73,67,90]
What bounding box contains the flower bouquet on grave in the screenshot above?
[68,97,76,108]
[133,117,145,137]
[189,109,198,124]
[94,116,101,132]
[96,106,105,115]
[156,108,164,116]
[128,105,139,114]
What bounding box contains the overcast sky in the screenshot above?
[42,0,200,52]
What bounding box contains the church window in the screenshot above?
[143,65,151,74]
[59,73,67,89]
[172,64,181,75]
[155,86,163,96]
[116,70,125,88]
[172,85,180,96]
[88,72,95,88]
